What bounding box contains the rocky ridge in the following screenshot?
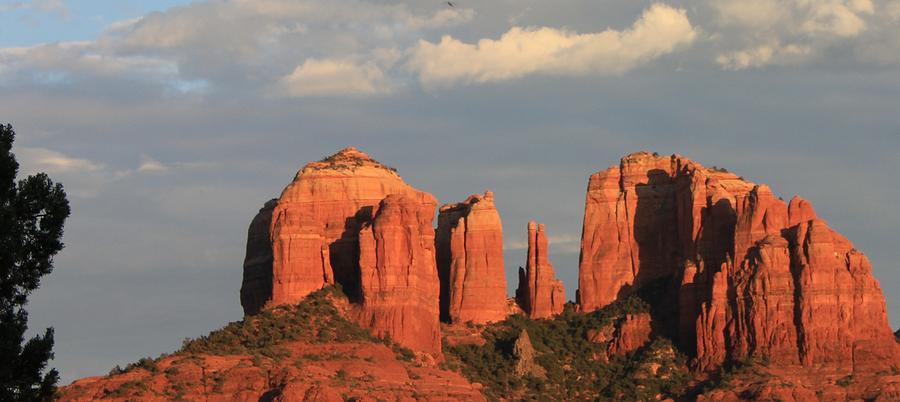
[62,149,899,401]
[577,151,899,397]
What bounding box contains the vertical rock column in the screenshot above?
[356,194,442,355]
[436,191,509,324]
[516,221,565,319]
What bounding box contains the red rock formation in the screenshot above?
[240,147,429,314]
[436,191,509,324]
[58,341,485,401]
[240,199,277,315]
[607,313,653,356]
[577,151,899,376]
[516,221,565,319]
[356,194,442,355]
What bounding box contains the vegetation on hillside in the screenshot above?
[314,149,397,173]
[443,295,691,401]
[108,285,417,376]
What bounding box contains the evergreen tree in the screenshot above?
[0,124,70,401]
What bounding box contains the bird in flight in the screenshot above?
[447,1,455,7]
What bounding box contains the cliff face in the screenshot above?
[64,148,900,401]
[356,194,442,354]
[239,147,424,315]
[239,147,443,354]
[516,221,565,319]
[577,151,899,375]
[436,191,509,324]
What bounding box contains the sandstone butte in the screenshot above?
[240,147,441,354]
[576,151,900,382]
[515,221,565,319]
[436,191,509,324]
[59,148,900,401]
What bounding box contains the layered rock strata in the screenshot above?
[356,194,442,354]
[516,222,565,318]
[436,191,509,324]
[240,147,441,353]
[577,151,899,374]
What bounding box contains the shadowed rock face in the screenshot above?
[578,151,899,374]
[516,221,565,319]
[436,191,509,324]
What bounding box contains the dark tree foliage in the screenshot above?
[0,124,70,401]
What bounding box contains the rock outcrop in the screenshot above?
[607,313,653,356]
[240,147,443,355]
[240,147,427,315]
[513,329,547,378]
[577,151,900,376]
[240,199,277,315]
[436,191,509,324]
[356,194,442,354]
[516,221,565,319]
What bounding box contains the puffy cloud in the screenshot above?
[801,1,872,37]
[0,0,473,96]
[407,4,697,87]
[705,0,884,69]
[277,58,391,97]
[2,0,900,93]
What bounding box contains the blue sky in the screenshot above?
[3,0,899,384]
[0,1,191,46]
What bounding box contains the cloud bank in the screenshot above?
[3,0,899,96]
[407,4,696,87]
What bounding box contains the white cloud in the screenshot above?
[2,0,900,92]
[17,147,102,175]
[277,58,391,97]
[704,0,884,69]
[407,4,697,87]
[137,155,170,173]
[15,148,215,198]
[801,1,871,37]
[716,42,812,70]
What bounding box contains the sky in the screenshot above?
[2,0,898,384]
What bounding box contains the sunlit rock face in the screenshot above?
[516,221,565,319]
[356,193,442,354]
[577,151,899,374]
[240,147,442,354]
[436,191,510,325]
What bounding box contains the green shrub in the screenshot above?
[178,286,380,357]
[443,294,688,401]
